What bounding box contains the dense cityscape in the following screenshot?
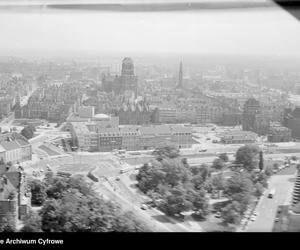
[2,0,300,236]
[1,53,300,233]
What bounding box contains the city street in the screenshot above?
[246,170,296,232]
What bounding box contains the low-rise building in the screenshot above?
[267,123,292,142]
[220,130,258,144]
[0,133,32,164]
[0,164,31,227]
[158,108,177,123]
[78,106,95,119]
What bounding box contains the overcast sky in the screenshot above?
[1,3,300,57]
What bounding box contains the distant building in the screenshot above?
[15,83,81,123]
[158,108,177,123]
[102,57,138,97]
[283,107,300,139]
[0,97,12,119]
[78,106,95,119]
[113,97,158,125]
[220,130,258,144]
[242,98,270,135]
[242,98,261,131]
[220,113,242,126]
[267,123,291,142]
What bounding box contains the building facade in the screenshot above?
[0,133,32,164]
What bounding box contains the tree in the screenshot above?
[44,170,54,185]
[192,189,209,219]
[221,201,242,225]
[46,175,93,200]
[0,214,16,232]
[235,145,260,171]
[219,153,229,162]
[152,145,180,160]
[211,174,226,192]
[254,183,264,198]
[259,151,264,171]
[21,211,43,232]
[158,185,193,216]
[265,166,273,176]
[40,190,147,232]
[30,179,47,206]
[21,126,35,139]
[191,174,204,190]
[136,163,166,194]
[291,156,298,161]
[212,158,225,171]
[224,172,253,210]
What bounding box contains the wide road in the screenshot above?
[246,170,296,232]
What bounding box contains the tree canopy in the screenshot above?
[235,145,260,171]
[21,125,35,139]
[137,146,209,217]
[24,174,148,232]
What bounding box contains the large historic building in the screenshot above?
[102,57,138,97]
[112,96,158,125]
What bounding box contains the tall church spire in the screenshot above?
[177,61,183,89]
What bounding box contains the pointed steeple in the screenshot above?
[177,61,183,89]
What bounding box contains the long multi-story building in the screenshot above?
[70,121,194,152]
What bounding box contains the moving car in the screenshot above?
[268,188,276,198]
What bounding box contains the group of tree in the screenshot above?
[235,145,260,172]
[0,214,16,232]
[211,153,229,171]
[219,145,269,225]
[137,145,210,219]
[23,172,148,232]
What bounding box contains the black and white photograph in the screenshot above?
[1,0,300,241]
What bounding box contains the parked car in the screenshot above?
[215,212,221,218]
[140,204,148,210]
